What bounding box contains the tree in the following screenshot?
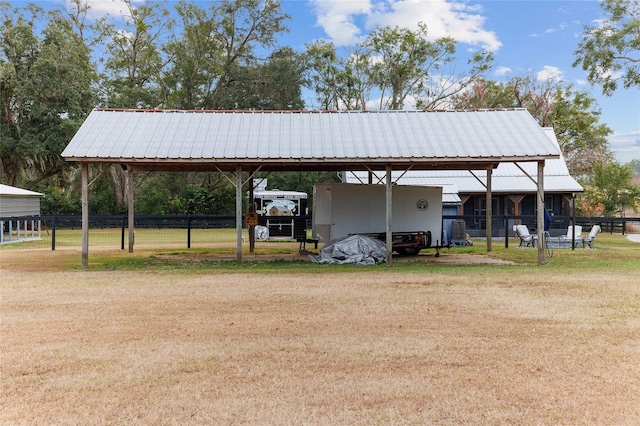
[365,23,493,110]
[162,0,290,110]
[0,3,95,188]
[453,75,613,176]
[573,0,640,95]
[99,0,173,109]
[215,47,305,110]
[579,162,640,216]
[304,23,492,111]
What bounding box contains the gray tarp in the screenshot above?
[309,235,387,265]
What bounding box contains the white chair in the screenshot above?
[515,224,535,248]
[582,225,601,248]
[564,225,583,247]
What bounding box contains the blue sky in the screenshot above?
[45,0,640,163]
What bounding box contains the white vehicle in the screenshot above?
[252,186,308,239]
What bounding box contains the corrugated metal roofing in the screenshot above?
[0,184,44,197]
[62,108,561,171]
[346,129,583,193]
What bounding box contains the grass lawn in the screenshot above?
[1,233,639,424]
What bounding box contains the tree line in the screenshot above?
[1,0,639,217]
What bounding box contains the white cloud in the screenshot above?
[309,0,501,51]
[495,66,512,77]
[530,22,568,37]
[537,65,564,82]
[62,0,140,20]
[609,132,640,163]
[310,0,372,45]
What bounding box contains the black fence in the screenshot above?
[2,213,639,250]
[444,214,640,248]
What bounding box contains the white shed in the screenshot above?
[0,184,44,244]
[0,184,43,217]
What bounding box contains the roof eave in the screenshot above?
[63,154,560,173]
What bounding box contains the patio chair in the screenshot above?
[582,225,601,249]
[515,224,535,248]
[565,225,583,247]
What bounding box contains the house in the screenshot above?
[345,129,583,237]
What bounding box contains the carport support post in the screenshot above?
[537,161,545,265]
[236,165,243,265]
[486,167,493,252]
[81,162,89,269]
[386,165,393,265]
[126,166,134,253]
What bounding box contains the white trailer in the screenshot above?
[312,183,444,255]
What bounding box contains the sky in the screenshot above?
[41,0,640,163]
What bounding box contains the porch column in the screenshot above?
[81,163,89,269]
[486,167,493,252]
[508,195,525,225]
[537,161,545,265]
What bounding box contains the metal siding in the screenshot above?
[0,196,41,217]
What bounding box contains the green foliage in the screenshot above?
[573,0,640,95]
[453,76,613,176]
[304,23,493,110]
[36,184,81,215]
[0,3,95,187]
[579,162,640,216]
[162,0,290,110]
[214,47,305,110]
[98,0,172,108]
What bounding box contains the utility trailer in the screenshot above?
[312,183,444,255]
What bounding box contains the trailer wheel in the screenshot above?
[397,247,421,256]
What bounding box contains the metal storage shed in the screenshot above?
[62,108,561,267]
[0,184,43,216]
[0,184,44,244]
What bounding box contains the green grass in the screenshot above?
[3,229,638,275]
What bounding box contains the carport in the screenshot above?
[62,108,560,267]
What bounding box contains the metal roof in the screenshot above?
[346,129,583,193]
[0,184,44,197]
[62,108,561,172]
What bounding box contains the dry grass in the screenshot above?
[1,249,639,425]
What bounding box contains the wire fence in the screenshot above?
[1,215,311,252]
[2,214,639,251]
